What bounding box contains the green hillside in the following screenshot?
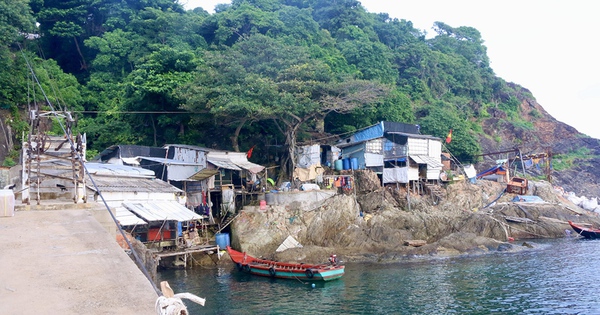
[1,0,531,175]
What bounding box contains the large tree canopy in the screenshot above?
[0,0,537,174]
[180,34,388,173]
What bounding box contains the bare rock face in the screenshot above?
[232,171,600,264]
[477,96,600,200]
[353,170,381,193]
[232,194,364,259]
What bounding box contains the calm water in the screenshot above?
[158,238,600,314]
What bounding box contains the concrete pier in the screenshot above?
[0,207,158,314]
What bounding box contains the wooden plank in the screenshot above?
[404,240,427,247]
[155,245,219,258]
[503,215,536,224]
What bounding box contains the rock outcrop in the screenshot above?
[230,170,600,264]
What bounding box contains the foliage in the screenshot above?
[0,0,544,179]
[0,0,35,46]
[416,101,481,163]
[552,147,594,171]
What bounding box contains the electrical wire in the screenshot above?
[18,44,163,297]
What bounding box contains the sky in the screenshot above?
[182,0,600,139]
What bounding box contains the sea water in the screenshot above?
[158,237,600,314]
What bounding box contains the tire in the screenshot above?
[236,263,243,271]
[242,264,250,272]
[305,269,314,279]
[269,267,276,277]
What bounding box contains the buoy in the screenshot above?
[311,283,315,288]
[508,237,514,242]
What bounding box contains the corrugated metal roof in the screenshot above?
[138,156,202,166]
[86,177,183,193]
[235,160,265,174]
[122,201,202,222]
[115,206,147,226]
[410,155,443,168]
[85,162,156,178]
[189,169,220,181]
[386,132,441,141]
[207,157,241,170]
[207,151,265,173]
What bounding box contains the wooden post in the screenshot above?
[518,148,526,177]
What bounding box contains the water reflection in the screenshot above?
[158,238,600,314]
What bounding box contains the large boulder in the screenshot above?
[230,173,600,264]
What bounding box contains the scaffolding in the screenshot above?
[21,109,86,205]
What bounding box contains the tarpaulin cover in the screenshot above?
[477,165,506,178]
[383,167,409,184]
[511,195,545,203]
[463,164,477,178]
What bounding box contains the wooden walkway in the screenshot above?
[154,244,220,268]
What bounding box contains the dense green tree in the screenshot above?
[417,101,481,162]
[1,0,532,176]
[180,34,388,174]
[211,2,284,45]
[0,0,36,46]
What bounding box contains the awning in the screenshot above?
[188,169,220,181]
[207,151,265,174]
[122,201,203,222]
[115,206,147,226]
[410,155,443,168]
[207,157,241,171]
[233,160,265,174]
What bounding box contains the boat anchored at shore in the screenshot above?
[226,246,345,281]
[568,221,600,239]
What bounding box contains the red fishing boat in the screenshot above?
[568,221,600,239]
[226,246,345,281]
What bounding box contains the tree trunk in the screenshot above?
[230,119,247,152]
[314,117,325,133]
[73,37,88,70]
[285,123,302,180]
[150,115,157,147]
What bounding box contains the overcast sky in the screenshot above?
[182,0,600,139]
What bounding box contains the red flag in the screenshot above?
[445,129,453,144]
[246,145,255,159]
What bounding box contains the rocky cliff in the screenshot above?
[477,84,600,200]
[230,170,600,264]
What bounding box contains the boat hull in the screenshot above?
[227,246,344,281]
[569,221,600,239]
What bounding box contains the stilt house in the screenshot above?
[336,121,443,184]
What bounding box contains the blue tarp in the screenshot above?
[476,165,506,178]
[352,122,384,143]
[511,195,545,203]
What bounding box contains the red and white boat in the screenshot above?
[226,246,345,281]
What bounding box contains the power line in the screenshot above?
[72,110,203,114]
[18,44,163,297]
